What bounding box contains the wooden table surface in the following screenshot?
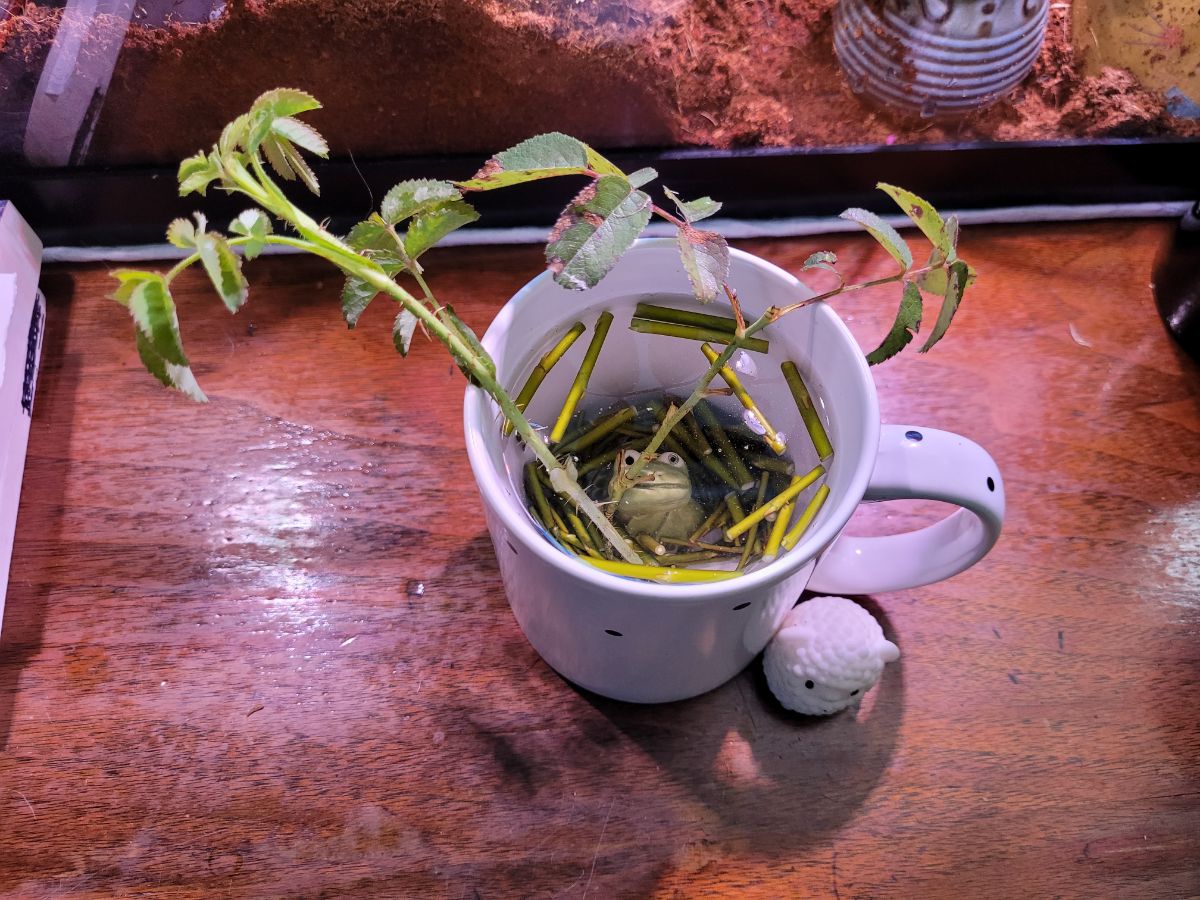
[1,220,1197,898]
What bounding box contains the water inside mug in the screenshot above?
[497,291,838,573]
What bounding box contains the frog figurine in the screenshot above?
[609,447,705,542]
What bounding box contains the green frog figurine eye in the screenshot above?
[609,447,705,542]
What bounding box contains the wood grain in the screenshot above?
[1,221,1198,898]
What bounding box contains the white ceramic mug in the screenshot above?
[464,240,1004,703]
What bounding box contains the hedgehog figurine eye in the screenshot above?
[763,596,900,715]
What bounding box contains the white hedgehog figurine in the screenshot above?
[764,596,900,715]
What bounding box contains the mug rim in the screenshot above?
[463,239,881,601]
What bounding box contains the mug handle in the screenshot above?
[808,425,1005,595]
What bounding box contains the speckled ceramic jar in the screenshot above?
[834,0,1050,117]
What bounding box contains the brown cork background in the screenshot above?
[2,0,1198,166]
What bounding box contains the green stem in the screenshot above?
[165,252,200,283]
[227,155,642,564]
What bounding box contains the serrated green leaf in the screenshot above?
[458,132,590,190]
[341,276,377,327]
[545,175,652,290]
[676,224,729,303]
[917,265,948,297]
[877,183,950,257]
[585,146,625,178]
[627,167,658,188]
[941,215,960,262]
[839,207,913,271]
[244,88,322,152]
[404,200,480,259]
[261,134,295,182]
[229,209,272,259]
[920,260,970,353]
[178,151,208,181]
[218,113,250,156]
[135,328,207,402]
[442,305,495,378]
[166,218,196,250]
[345,215,407,271]
[663,186,722,224]
[278,139,319,195]
[270,116,328,157]
[251,87,322,120]
[129,277,188,367]
[392,309,419,356]
[866,281,923,366]
[497,132,587,171]
[197,233,248,312]
[178,151,220,196]
[110,269,157,307]
[381,179,461,226]
[802,250,838,273]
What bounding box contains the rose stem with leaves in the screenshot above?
[115,92,644,563]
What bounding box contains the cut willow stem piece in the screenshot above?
[614,524,659,566]
[558,530,585,549]
[673,415,740,490]
[556,406,637,455]
[636,533,667,557]
[503,322,586,436]
[695,400,754,488]
[738,473,771,571]
[550,311,613,444]
[582,558,742,583]
[747,453,794,476]
[660,537,743,555]
[656,551,719,565]
[724,492,748,526]
[576,449,616,477]
[781,483,831,551]
[688,503,729,544]
[566,511,603,559]
[633,302,738,334]
[762,479,800,561]
[525,462,556,532]
[782,360,833,460]
[700,343,785,454]
[629,318,771,354]
[725,464,824,541]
